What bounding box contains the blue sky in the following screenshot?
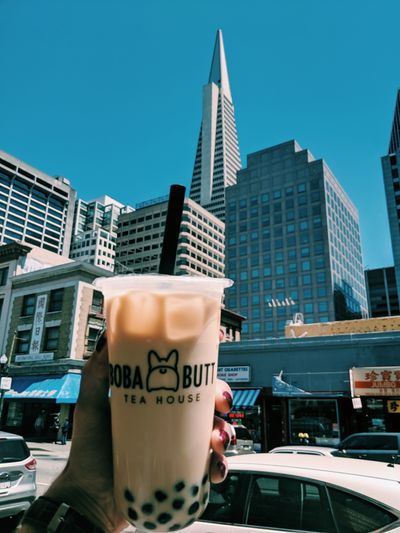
[1,0,399,269]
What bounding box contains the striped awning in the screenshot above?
[232,388,261,409]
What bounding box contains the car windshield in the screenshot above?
[0,439,30,463]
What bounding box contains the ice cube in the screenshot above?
[116,290,161,338]
[164,295,205,341]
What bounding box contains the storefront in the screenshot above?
[2,371,81,439]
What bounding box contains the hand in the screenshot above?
[24,332,233,532]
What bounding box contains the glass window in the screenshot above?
[302,274,312,285]
[287,223,295,233]
[263,267,271,277]
[253,322,261,333]
[285,186,294,196]
[289,399,340,446]
[15,330,31,354]
[239,199,247,208]
[240,296,248,306]
[318,301,328,312]
[303,288,313,299]
[301,246,310,257]
[318,287,327,297]
[316,272,326,283]
[302,260,311,271]
[44,326,60,351]
[239,271,248,281]
[304,302,313,313]
[263,280,272,290]
[251,269,259,279]
[276,265,284,275]
[299,220,309,231]
[0,267,8,286]
[21,294,36,316]
[315,257,325,269]
[201,473,243,524]
[261,193,269,203]
[297,183,306,193]
[48,289,64,312]
[273,190,281,199]
[328,487,397,532]
[276,278,285,288]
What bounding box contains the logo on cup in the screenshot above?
[146,350,179,392]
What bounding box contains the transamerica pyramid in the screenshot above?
[189,29,241,221]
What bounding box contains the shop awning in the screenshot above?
[232,388,261,409]
[4,373,81,403]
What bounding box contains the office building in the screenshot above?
[224,140,368,338]
[381,89,400,303]
[189,29,241,221]
[0,150,76,256]
[115,195,225,277]
[69,195,133,272]
[365,266,400,317]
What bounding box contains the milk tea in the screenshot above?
[95,275,231,532]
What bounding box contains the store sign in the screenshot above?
[350,367,400,397]
[15,353,54,363]
[217,366,250,383]
[29,294,47,354]
[387,399,400,413]
[0,377,12,390]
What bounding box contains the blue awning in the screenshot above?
[232,388,261,409]
[4,373,81,403]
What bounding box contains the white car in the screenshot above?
[183,453,400,532]
[268,445,338,456]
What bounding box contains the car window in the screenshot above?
[328,487,398,533]
[368,435,397,450]
[234,427,252,440]
[201,473,246,524]
[0,439,30,463]
[247,475,335,532]
[342,436,371,450]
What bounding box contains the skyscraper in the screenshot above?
[225,140,368,338]
[189,29,241,221]
[0,150,75,256]
[381,89,400,303]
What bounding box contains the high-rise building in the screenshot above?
[0,150,76,256]
[225,140,368,338]
[365,266,400,317]
[115,195,225,277]
[69,195,133,272]
[381,89,400,303]
[189,29,241,221]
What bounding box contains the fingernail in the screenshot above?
[95,331,107,353]
[217,460,226,478]
[220,430,230,450]
[222,391,233,409]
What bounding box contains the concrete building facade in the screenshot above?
[0,150,76,256]
[189,30,241,221]
[224,140,368,338]
[115,195,225,277]
[69,195,134,272]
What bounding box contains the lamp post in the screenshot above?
[0,354,9,429]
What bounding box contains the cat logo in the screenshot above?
[146,350,179,392]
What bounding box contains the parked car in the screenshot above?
[335,432,400,463]
[184,453,400,532]
[0,431,37,526]
[225,425,256,457]
[268,445,338,456]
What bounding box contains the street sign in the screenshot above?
[0,377,12,391]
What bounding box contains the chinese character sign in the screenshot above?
[351,367,400,397]
[387,400,400,413]
[29,294,47,355]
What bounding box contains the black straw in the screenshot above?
[158,184,186,275]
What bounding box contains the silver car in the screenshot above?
[0,431,37,525]
[226,425,256,457]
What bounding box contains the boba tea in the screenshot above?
[94,274,232,532]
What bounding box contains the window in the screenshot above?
[0,267,8,286]
[15,330,31,354]
[201,474,243,524]
[44,326,60,351]
[21,294,36,316]
[328,487,397,532]
[86,327,101,353]
[289,399,340,446]
[48,289,64,312]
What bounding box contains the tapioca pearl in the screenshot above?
[169,525,181,532]
[191,485,199,497]
[127,507,138,521]
[141,502,154,515]
[201,473,208,485]
[174,481,185,492]
[172,498,185,510]
[124,489,134,502]
[157,512,172,524]
[188,501,200,515]
[143,521,157,530]
[155,490,168,502]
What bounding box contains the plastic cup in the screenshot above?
[94,274,232,531]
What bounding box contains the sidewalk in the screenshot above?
[26,439,71,458]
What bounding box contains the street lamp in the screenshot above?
[0,354,9,429]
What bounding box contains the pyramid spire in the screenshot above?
[208,29,232,102]
[389,89,400,154]
[189,30,241,221]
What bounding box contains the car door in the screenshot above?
[338,434,372,460]
[188,472,250,533]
